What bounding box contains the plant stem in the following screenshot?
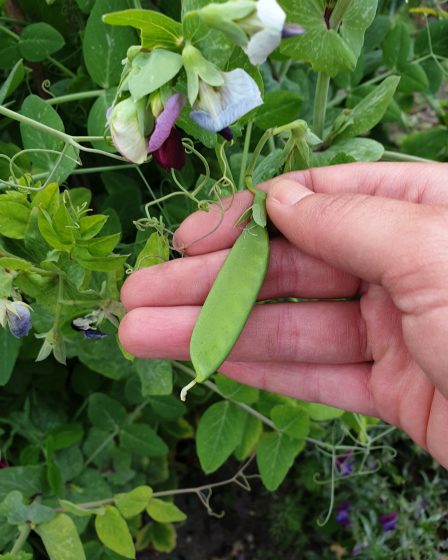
[312,73,330,139]
[238,120,253,190]
[381,150,434,163]
[47,55,76,78]
[174,361,276,430]
[46,90,103,106]
[329,0,352,28]
[10,524,31,555]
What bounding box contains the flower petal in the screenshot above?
[153,128,186,170]
[6,303,31,338]
[109,98,148,164]
[256,0,286,31]
[190,69,262,132]
[245,27,282,65]
[148,93,186,153]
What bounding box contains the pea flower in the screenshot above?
[189,68,263,133]
[0,300,32,338]
[335,450,354,476]
[148,93,186,170]
[379,511,398,532]
[108,97,152,164]
[196,0,287,65]
[72,314,107,340]
[335,501,351,528]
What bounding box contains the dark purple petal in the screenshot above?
[352,544,368,556]
[153,128,186,170]
[148,93,186,153]
[281,23,305,38]
[6,303,31,338]
[0,460,8,469]
[336,451,354,476]
[379,512,398,532]
[335,501,351,528]
[83,329,108,340]
[219,127,233,141]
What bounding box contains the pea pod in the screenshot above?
[182,218,269,399]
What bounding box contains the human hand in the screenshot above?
[119,162,448,468]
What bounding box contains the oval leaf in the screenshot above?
[36,513,86,560]
[95,506,135,559]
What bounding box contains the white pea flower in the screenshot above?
[189,68,263,133]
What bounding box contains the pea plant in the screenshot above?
[0,0,446,558]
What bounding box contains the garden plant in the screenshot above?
[0,0,447,558]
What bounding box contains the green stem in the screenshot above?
[0,25,75,78]
[381,150,435,163]
[238,120,253,190]
[10,524,31,555]
[32,163,138,180]
[46,90,103,106]
[278,60,292,82]
[47,55,76,78]
[312,73,330,139]
[329,0,352,28]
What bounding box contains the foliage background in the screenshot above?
[0,0,447,558]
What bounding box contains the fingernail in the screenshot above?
[269,179,313,206]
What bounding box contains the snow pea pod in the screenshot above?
[183,218,269,398]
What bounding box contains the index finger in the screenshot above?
[174,162,448,256]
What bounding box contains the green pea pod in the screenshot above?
[184,219,269,398]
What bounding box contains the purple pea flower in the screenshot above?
[379,511,398,532]
[352,543,368,556]
[190,69,262,133]
[72,314,107,340]
[335,501,351,528]
[148,93,186,170]
[281,23,305,39]
[336,450,354,476]
[6,302,32,338]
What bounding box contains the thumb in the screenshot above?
[266,178,439,288]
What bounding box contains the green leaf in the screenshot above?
[0,198,30,240]
[81,233,121,257]
[78,336,134,380]
[0,257,32,271]
[127,50,183,102]
[71,248,128,272]
[83,0,136,89]
[87,89,116,152]
[415,20,448,58]
[0,491,55,525]
[215,374,259,404]
[271,405,310,439]
[88,393,126,432]
[135,232,169,270]
[147,498,186,523]
[333,75,400,141]
[0,465,45,500]
[234,414,263,461]
[196,401,246,473]
[103,9,183,51]
[254,91,302,130]
[279,0,377,76]
[36,513,86,560]
[253,149,286,185]
[311,138,384,166]
[382,21,410,69]
[18,23,65,62]
[0,327,21,386]
[149,523,176,553]
[46,424,83,452]
[95,506,135,559]
[0,59,25,105]
[401,126,448,161]
[148,396,186,421]
[135,359,173,396]
[397,63,429,94]
[256,432,302,491]
[20,95,78,183]
[31,182,60,215]
[79,215,109,240]
[120,424,168,457]
[115,486,153,519]
[307,403,345,421]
